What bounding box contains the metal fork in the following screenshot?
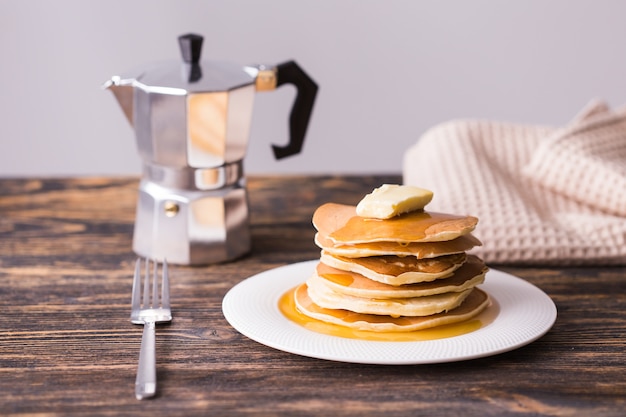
[131,258,172,400]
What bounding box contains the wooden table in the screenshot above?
[1,175,625,416]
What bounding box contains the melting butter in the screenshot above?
[356,184,434,219]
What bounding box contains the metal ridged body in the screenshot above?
[132,178,250,265]
[106,61,256,265]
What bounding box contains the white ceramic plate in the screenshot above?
[222,260,557,364]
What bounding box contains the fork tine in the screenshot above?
[143,257,150,308]
[152,260,158,308]
[161,259,170,310]
[132,258,142,311]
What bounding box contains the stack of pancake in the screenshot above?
[294,184,490,332]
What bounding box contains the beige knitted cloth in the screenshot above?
[403,100,626,266]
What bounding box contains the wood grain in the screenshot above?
[1,175,625,416]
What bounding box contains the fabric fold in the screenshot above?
[522,100,626,217]
[403,100,626,266]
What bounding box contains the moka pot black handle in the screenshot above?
[272,61,319,159]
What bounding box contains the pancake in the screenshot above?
[307,276,473,317]
[309,256,487,298]
[315,232,482,258]
[294,284,490,332]
[313,203,478,244]
[320,252,468,285]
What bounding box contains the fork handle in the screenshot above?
[135,321,156,400]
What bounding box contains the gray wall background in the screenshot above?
[2,0,625,177]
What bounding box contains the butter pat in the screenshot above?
[356,184,434,219]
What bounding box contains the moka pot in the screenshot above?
[104,34,318,265]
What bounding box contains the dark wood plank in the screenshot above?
[0,176,625,416]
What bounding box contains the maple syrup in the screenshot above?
[278,286,499,342]
[314,203,477,244]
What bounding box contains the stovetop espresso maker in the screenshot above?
[104,34,318,265]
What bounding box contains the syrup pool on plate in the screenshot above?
[278,286,499,342]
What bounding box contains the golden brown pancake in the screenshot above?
[294,284,490,332]
[309,256,487,298]
[320,252,468,285]
[315,232,482,258]
[307,277,473,317]
[313,203,478,244]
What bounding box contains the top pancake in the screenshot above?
[313,203,478,245]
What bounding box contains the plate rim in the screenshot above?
[222,260,557,365]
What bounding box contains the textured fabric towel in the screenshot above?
[403,100,626,266]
